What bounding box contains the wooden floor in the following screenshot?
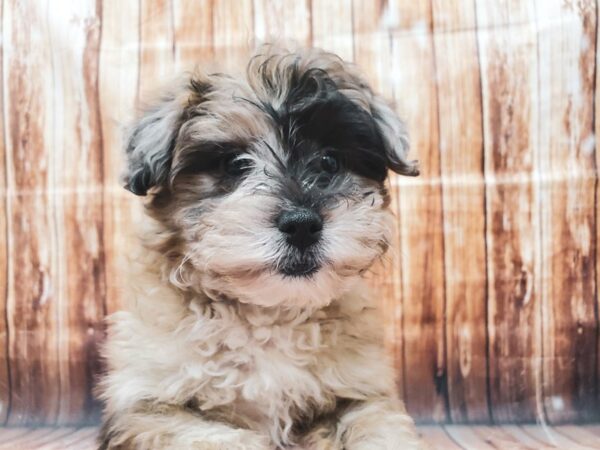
[0,425,598,449]
[419,425,600,449]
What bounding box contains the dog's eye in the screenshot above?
[320,153,339,174]
[223,154,252,177]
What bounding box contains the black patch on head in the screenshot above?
[125,129,176,196]
[174,141,246,176]
[255,63,392,183]
[124,78,216,197]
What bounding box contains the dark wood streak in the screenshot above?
[386,0,448,423]
[478,1,539,422]
[67,0,106,424]
[432,0,489,422]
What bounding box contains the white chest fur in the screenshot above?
[102,282,393,445]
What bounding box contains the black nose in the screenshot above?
[277,208,323,250]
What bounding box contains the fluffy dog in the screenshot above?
[97,45,423,450]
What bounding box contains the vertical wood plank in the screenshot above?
[351,0,388,88]
[0,0,10,425]
[47,0,106,424]
[351,0,406,403]
[212,0,254,72]
[139,0,175,93]
[388,0,448,422]
[253,0,312,46]
[173,0,214,72]
[311,0,354,61]
[99,0,141,316]
[536,0,598,422]
[476,1,541,422]
[596,0,600,421]
[0,0,595,426]
[432,0,489,422]
[3,0,61,424]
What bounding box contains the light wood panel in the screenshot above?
[311,0,354,61]
[536,0,598,423]
[173,0,215,71]
[49,0,106,425]
[3,0,63,425]
[98,0,141,317]
[254,0,312,46]
[0,0,8,425]
[212,0,254,71]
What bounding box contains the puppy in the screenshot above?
[97,45,423,450]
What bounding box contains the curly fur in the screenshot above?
[97,45,424,449]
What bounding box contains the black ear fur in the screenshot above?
[123,92,183,196]
[368,96,419,178]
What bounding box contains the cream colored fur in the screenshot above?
[99,250,422,449]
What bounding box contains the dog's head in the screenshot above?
[124,46,418,308]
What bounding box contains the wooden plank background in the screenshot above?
[0,0,598,425]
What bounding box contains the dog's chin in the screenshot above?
[275,245,325,278]
[197,242,380,309]
[200,259,360,309]
[278,258,320,278]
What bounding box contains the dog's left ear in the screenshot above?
[368,95,419,177]
[123,90,185,196]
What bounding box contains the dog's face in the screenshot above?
[124,47,418,308]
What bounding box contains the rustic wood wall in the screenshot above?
[0,0,598,425]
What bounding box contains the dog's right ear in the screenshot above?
[123,90,185,196]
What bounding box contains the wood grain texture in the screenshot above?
[388,0,448,422]
[311,0,354,61]
[536,0,599,423]
[0,0,8,425]
[139,0,175,94]
[351,0,407,401]
[3,0,62,425]
[0,0,599,425]
[254,0,312,46]
[49,0,106,425]
[212,0,254,71]
[98,0,141,316]
[476,0,542,422]
[173,0,215,71]
[432,0,489,423]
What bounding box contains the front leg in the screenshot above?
[292,398,423,450]
[336,398,424,450]
[98,404,272,450]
